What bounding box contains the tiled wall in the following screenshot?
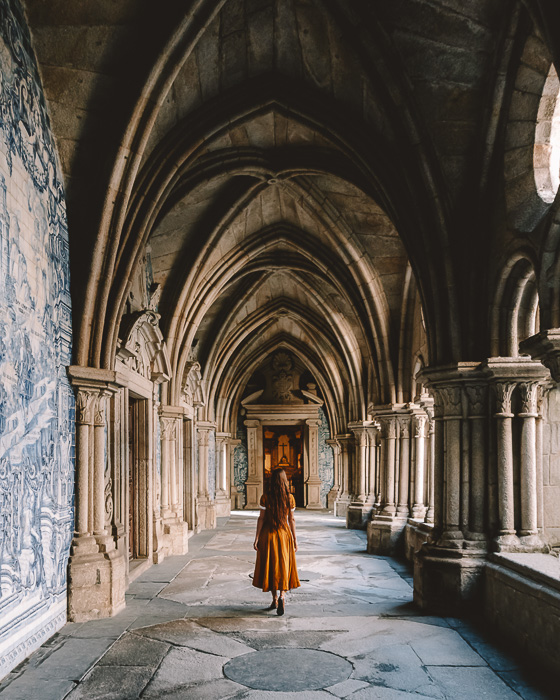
[318,408,334,506]
[0,0,73,677]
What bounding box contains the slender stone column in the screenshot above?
[518,382,540,543]
[425,414,435,524]
[347,424,372,528]
[493,381,517,548]
[397,417,411,517]
[367,426,378,505]
[466,384,487,540]
[93,392,108,537]
[244,419,262,509]
[326,438,341,511]
[215,432,232,517]
[536,389,544,532]
[380,417,397,516]
[412,415,427,519]
[75,390,94,540]
[334,435,353,517]
[160,417,175,518]
[439,385,464,545]
[197,422,216,529]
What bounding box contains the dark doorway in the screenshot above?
[263,426,304,507]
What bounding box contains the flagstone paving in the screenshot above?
[0,511,555,699]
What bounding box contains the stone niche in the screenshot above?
[240,350,330,509]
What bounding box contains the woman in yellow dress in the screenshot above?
[252,468,300,615]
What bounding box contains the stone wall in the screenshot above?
[0,0,73,676]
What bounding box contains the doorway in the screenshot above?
[263,426,304,507]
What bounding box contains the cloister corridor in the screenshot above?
[0,512,552,700]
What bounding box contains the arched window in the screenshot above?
[534,64,560,203]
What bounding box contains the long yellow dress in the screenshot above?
[252,493,301,592]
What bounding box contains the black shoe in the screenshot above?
[277,598,284,616]
[266,602,277,611]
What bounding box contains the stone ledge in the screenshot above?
[488,552,560,594]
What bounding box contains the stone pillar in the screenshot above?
[367,425,378,505]
[425,413,435,524]
[465,384,487,543]
[215,432,232,517]
[244,419,262,509]
[67,367,126,622]
[517,382,542,547]
[413,364,488,614]
[334,434,353,517]
[367,412,406,555]
[305,419,323,509]
[397,417,411,517]
[196,422,216,529]
[412,415,427,519]
[326,438,341,511]
[159,407,189,554]
[347,423,372,528]
[493,381,518,549]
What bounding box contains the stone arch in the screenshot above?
[491,251,540,357]
[504,25,554,232]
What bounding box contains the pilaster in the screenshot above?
[215,432,232,517]
[67,366,126,622]
[159,406,189,556]
[196,421,217,529]
[347,422,375,529]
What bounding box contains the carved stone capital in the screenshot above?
[76,389,95,425]
[494,382,516,416]
[378,417,397,440]
[398,417,411,438]
[413,414,427,439]
[160,417,177,441]
[465,384,487,417]
[518,382,539,416]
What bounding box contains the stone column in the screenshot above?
[367,425,378,505]
[197,422,216,529]
[347,423,372,528]
[517,382,542,547]
[326,438,341,511]
[67,366,126,622]
[380,416,397,516]
[215,432,232,517]
[244,419,262,509]
[425,414,435,524]
[367,412,406,555]
[159,408,189,554]
[413,364,488,614]
[305,419,323,509]
[397,417,411,517]
[334,434,353,517]
[412,414,427,519]
[493,381,518,549]
[465,384,487,542]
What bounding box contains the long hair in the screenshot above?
[266,468,291,529]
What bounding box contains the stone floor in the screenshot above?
[0,512,556,699]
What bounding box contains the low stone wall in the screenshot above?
[404,520,433,562]
[485,553,560,675]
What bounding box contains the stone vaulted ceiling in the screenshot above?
[21,0,560,430]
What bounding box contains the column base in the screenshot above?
[327,486,339,510]
[413,544,486,614]
[215,493,231,518]
[305,480,323,509]
[334,494,352,518]
[161,516,189,556]
[245,481,261,509]
[346,502,372,530]
[492,532,548,553]
[367,516,407,555]
[198,498,217,530]
[67,547,126,622]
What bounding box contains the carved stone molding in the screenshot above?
[160,417,178,441]
[519,329,560,382]
[413,414,427,438]
[465,384,487,418]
